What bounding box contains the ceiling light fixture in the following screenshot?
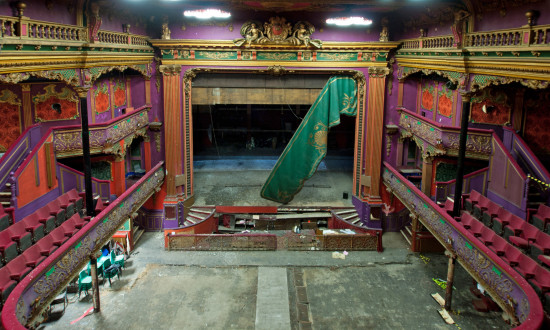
[183,9,231,19]
[326,16,373,26]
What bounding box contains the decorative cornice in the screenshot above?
[73,86,91,98]
[159,64,181,76]
[368,67,390,78]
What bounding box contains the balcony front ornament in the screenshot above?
[233,17,322,48]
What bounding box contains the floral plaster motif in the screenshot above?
[437,85,453,118]
[0,89,22,152]
[421,81,435,111]
[32,85,79,122]
[113,80,126,108]
[94,82,110,114]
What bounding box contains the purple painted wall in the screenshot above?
[473,2,550,32]
[402,79,418,111]
[130,76,146,108]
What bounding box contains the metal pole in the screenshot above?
[89,256,101,312]
[75,87,94,217]
[452,92,471,217]
[444,255,456,311]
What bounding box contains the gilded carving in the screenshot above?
[159,64,181,76]
[260,52,295,60]
[196,51,234,60]
[368,67,390,78]
[234,17,322,48]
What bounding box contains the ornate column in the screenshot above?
[421,154,434,197]
[21,84,32,129]
[161,65,183,228]
[126,77,132,109]
[145,78,151,104]
[452,92,472,217]
[112,154,126,197]
[143,135,152,171]
[362,67,389,204]
[182,69,196,199]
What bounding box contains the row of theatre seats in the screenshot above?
[440,190,550,311]
[0,189,109,308]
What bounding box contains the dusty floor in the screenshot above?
[193,156,354,207]
[41,232,509,330]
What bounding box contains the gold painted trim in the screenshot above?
[161,59,387,68]
[151,39,401,50]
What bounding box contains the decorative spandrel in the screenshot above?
[234,17,322,48]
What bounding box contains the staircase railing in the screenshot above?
[434,167,489,203]
[0,125,42,193]
[382,162,543,329]
[502,127,550,205]
[58,163,111,201]
[1,162,164,329]
[487,133,529,218]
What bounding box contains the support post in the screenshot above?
[452,92,471,217]
[75,87,95,218]
[90,256,101,312]
[444,253,456,311]
[421,155,434,197]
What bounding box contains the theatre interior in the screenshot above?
[0,0,549,328]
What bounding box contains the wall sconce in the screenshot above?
[482,104,495,114]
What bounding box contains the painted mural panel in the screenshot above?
[32,84,79,122]
[437,85,453,118]
[523,90,550,154]
[0,89,22,152]
[94,81,110,114]
[113,80,127,108]
[470,88,511,125]
[420,81,436,112]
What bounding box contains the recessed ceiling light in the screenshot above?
[183,9,231,19]
[326,17,373,26]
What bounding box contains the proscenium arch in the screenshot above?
[180,67,368,202]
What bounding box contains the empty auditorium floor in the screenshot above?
[42,232,509,330]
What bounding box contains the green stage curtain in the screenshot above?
[261,76,357,203]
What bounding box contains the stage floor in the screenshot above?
[193,156,354,207]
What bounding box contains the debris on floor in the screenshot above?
[332,252,346,259]
[431,293,445,307]
[438,308,455,324]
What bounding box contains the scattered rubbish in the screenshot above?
[419,254,430,264]
[438,308,455,324]
[70,306,94,325]
[343,251,349,256]
[431,293,445,307]
[241,230,250,233]
[332,252,346,260]
[432,278,456,290]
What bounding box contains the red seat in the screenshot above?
[6,221,33,253]
[22,244,47,268]
[94,197,109,214]
[458,212,477,230]
[47,226,70,246]
[527,264,550,297]
[488,234,509,256]
[468,218,485,238]
[529,204,550,232]
[45,199,66,226]
[64,213,89,230]
[472,195,491,219]
[514,254,539,279]
[34,206,56,233]
[529,230,550,260]
[492,209,516,236]
[478,226,496,246]
[0,267,17,304]
[35,235,58,256]
[0,230,18,264]
[480,200,502,228]
[501,244,523,266]
[6,254,33,281]
[504,219,538,241]
[21,213,45,242]
[0,204,14,232]
[57,193,75,218]
[463,190,482,213]
[509,223,540,249]
[66,189,84,213]
[438,199,454,216]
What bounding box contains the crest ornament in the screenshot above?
[234,17,322,48]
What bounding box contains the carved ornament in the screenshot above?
[159,64,181,76]
[234,17,322,48]
[368,67,390,78]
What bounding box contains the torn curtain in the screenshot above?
[260,76,357,203]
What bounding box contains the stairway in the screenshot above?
[184,207,215,227]
[0,183,12,208]
[400,224,412,246]
[333,208,367,228]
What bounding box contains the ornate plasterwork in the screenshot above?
[398,109,492,160]
[234,18,321,48]
[382,167,530,325]
[82,64,152,85]
[470,74,550,92]
[0,70,80,86]
[368,67,390,78]
[397,66,466,87]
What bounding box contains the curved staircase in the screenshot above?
[185,207,216,227]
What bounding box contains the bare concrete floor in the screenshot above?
[41,232,509,330]
[193,157,354,207]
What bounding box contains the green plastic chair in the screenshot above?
[110,250,125,269]
[78,269,92,297]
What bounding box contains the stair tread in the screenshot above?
[188,212,206,219]
[343,214,358,220]
[189,208,214,214]
[334,209,356,215]
[351,217,361,224]
[400,229,412,246]
[185,217,197,224]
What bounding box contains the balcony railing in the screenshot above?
[382,162,543,329]
[434,167,489,203]
[1,162,165,329]
[53,105,151,157]
[400,24,550,50]
[398,108,493,160]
